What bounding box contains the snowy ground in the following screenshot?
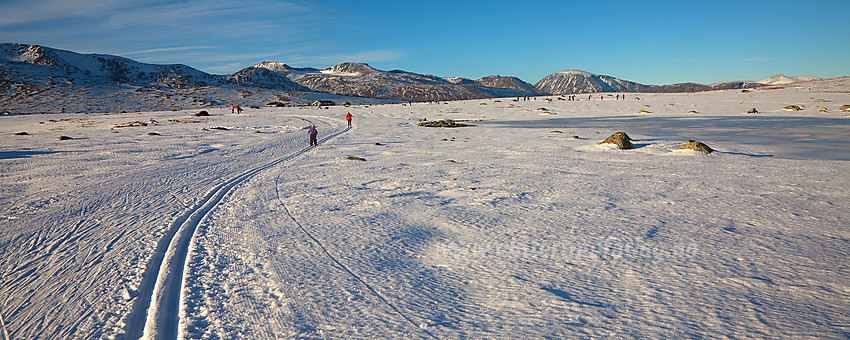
[1,78,849,339]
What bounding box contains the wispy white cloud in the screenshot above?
[121,46,220,56]
[204,62,246,74]
[0,0,142,26]
[192,49,405,75]
[1,0,323,47]
[283,50,405,67]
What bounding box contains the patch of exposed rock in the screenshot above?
[600,132,632,149]
[418,120,474,128]
[677,140,714,154]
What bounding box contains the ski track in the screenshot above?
[128,116,350,340]
[275,176,438,339]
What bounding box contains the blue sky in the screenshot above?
[1,0,848,85]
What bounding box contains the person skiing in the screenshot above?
[308,125,318,146]
[345,112,352,127]
[231,105,235,114]
[236,105,243,114]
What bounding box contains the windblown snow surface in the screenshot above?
[0,77,849,339]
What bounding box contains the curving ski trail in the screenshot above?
[126,119,349,340]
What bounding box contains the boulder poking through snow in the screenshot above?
[417,120,473,128]
[677,140,714,154]
[783,105,802,111]
[747,108,759,114]
[600,132,633,149]
[840,105,850,112]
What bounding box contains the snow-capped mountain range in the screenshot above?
[0,43,823,113]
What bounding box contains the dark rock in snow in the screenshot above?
[345,156,366,161]
[15,131,29,135]
[57,135,72,140]
[677,140,714,154]
[418,120,474,128]
[195,111,210,116]
[747,108,759,114]
[600,132,632,149]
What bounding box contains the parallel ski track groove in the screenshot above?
[128,118,349,340]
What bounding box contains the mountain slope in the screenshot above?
[1,43,224,88]
[757,74,821,85]
[225,67,311,91]
[534,69,650,94]
[534,69,767,94]
[475,75,539,93]
[0,44,383,113]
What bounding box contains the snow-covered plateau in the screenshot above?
[0,77,848,339]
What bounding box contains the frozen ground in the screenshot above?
[0,78,848,339]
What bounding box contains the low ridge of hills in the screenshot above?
[0,43,824,113]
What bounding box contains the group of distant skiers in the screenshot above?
[583,94,626,100]
[519,94,627,101]
[230,105,243,114]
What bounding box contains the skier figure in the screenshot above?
[236,105,243,114]
[346,112,352,127]
[231,105,235,114]
[308,125,318,146]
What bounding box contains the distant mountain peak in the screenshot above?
[322,62,377,75]
[757,74,820,85]
[535,69,646,94]
[1,43,59,67]
[554,69,594,76]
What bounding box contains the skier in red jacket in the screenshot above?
[346,112,352,127]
